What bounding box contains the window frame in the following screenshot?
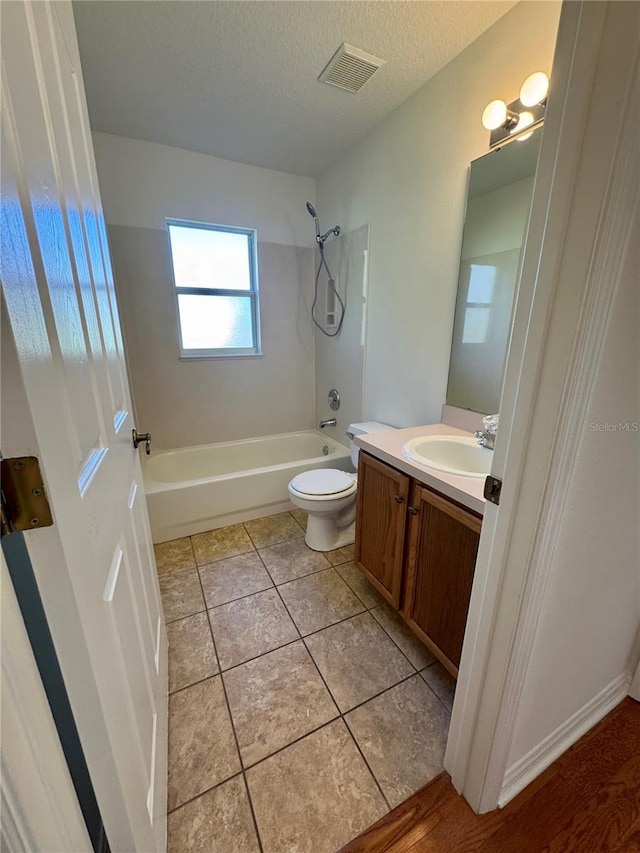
[166,218,262,359]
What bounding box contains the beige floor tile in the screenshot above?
[305,612,414,712]
[209,588,298,670]
[345,674,449,808]
[199,551,273,608]
[278,568,365,636]
[192,524,254,565]
[168,677,240,810]
[259,538,330,585]
[371,601,436,670]
[325,543,356,566]
[154,536,196,576]
[168,775,259,853]
[335,562,386,609]
[289,507,307,528]
[224,641,338,767]
[244,512,305,548]
[160,569,205,623]
[167,612,218,693]
[246,720,386,853]
[421,661,457,711]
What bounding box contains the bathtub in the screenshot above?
[143,430,352,543]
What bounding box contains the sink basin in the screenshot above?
[402,435,493,478]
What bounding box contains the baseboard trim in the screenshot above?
[498,671,632,808]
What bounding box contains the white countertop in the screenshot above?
[355,424,486,516]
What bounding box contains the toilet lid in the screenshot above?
[290,469,355,496]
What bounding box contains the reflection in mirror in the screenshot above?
[447,129,541,414]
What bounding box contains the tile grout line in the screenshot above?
[418,666,456,716]
[199,568,265,853]
[200,579,275,612]
[166,771,245,817]
[161,555,446,712]
[265,559,393,814]
[297,623,393,813]
[366,607,427,675]
[163,590,450,718]
[162,522,450,843]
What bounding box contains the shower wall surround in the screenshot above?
[94,133,317,450]
[314,224,369,449]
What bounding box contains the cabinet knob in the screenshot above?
[408,506,419,515]
[394,495,404,503]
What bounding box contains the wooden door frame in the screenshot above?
[445,0,639,812]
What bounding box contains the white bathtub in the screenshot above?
[143,430,352,543]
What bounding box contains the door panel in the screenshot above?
[404,484,481,674]
[1,2,167,849]
[355,453,409,607]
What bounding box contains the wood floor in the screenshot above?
[341,696,640,853]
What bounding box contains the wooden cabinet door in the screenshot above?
[355,453,409,608]
[403,483,482,676]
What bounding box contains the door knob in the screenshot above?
[408,506,419,515]
[394,495,404,503]
[132,428,151,455]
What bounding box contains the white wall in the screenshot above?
[507,235,639,767]
[93,133,315,247]
[316,1,561,429]
[93,134,317,449]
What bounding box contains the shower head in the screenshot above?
[306,201,340,245]
[306,201,320,239]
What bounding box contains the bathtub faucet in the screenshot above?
[319,418,337,429]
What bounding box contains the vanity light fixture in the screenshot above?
[482,71,549,149]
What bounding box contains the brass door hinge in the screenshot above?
[484,475,503,506]
[1,456,53,537]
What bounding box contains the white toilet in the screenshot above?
[288,422,395,552]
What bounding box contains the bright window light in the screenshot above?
[167,220,260,357]
[463,264,497,344]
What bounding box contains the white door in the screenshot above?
[1,1,167,850]
[1,553,91,853]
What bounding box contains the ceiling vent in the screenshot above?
[318,44,385,94]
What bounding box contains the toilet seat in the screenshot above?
[289,469,356,500]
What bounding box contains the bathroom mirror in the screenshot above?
[446,129,541,414]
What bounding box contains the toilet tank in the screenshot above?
[347,421,396,468]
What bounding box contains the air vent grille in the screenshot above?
[319,44,385,94]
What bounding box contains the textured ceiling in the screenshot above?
[73,0,518,178]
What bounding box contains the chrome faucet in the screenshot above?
[474,428,496,450]
[474,414,499,450]
[319,418,337,429]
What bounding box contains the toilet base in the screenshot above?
[304,516,355,552]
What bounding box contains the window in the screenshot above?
[167,220,261,357]
[462,263,496,344]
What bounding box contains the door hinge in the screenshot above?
[484,475,503,506]
[1,456,53,537]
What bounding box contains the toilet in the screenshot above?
[288,422,395,552]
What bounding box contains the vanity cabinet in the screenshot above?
[355,452,481,677]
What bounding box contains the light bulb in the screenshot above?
[510,111,535,138]
[520,72,549,107]
[482,100,507,131]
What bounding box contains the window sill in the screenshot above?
[179,350,264,361]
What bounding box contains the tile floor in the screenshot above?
[156,510,456,853]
